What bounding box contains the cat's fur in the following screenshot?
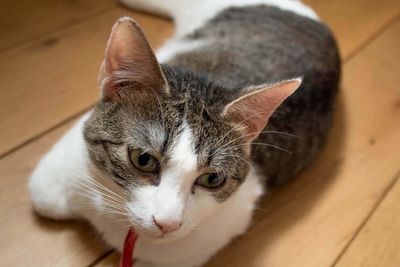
[29,0,340,266]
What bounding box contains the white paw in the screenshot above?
[29,155,74,220]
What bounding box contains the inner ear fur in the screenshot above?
[99,17,168,101]
[223,78,302,143]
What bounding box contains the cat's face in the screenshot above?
[84,83,249,241]
[83,17,300,242]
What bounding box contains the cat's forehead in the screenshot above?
[92,83,244,159]
[119,92,246,173]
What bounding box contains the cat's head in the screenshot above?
[83,17,301,242]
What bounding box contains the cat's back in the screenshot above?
[167,3,341,184]
[167,4,340,89]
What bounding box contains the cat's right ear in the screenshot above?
[222,79,302,144]
[98,17,168,101]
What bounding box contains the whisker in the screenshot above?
[69,177,126,207]
[71,188,127,212]
[72,192,128,213]
[211,112,263,148]
[248,143,293,154]
[257,130,299,138]
[73,192,125,218]
[69,169,127,202]
[211,130,297,158]
[78,205,130,217]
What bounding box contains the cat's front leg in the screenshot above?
[29,149,75,220]
[29,115,89,220]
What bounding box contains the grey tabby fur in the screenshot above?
[84,5,340,201]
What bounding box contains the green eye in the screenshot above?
[195,173,225,189]
[129,148,159,173]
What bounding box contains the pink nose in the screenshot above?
[152,216,182,233]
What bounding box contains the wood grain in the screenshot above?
[0,0,114,52]
[0,8,173,156]
[336,173,400,267]
[304,0,400,58]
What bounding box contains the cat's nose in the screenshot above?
[152,215,182,233]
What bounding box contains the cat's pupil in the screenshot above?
[208,174,219,185]
[138,153,151,166]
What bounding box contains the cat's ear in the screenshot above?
[222,78,302,143]
[98,17,168,101]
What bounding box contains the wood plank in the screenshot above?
[0,7,173,156]
[304,0,400,58]
[94,18,400,267]
[336,174,400,267]
[0,119,109,267]
[2,0,394,57]
[0,0,114,52]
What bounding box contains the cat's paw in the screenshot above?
[29,155,74,220]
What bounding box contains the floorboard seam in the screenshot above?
[87,249,115,267]
[331,168,400,266]
[344,12,400,62]
[0,105,93,160]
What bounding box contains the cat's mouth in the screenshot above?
[137,229,175,241]
[127,223,167,240]
[133,226,185,244]
[125,214,187,243]
[133,227,162,239]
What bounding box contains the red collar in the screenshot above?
[120,227,137,267]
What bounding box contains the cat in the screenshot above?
[29,0,340,266]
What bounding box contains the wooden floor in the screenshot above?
[1,0,399,266]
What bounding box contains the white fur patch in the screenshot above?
[124,122,199,241]
[157,39,209,63]
[152,122,198,222]
[168,122,198,172]
[121,0,319,37]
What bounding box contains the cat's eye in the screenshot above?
[129,148,159,173]
[195,173,225,189]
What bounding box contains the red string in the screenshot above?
[120,227,137,267]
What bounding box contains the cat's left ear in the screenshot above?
[222,78,302,143]
[99,17,168,101]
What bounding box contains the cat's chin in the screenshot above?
[137,229,189,244]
